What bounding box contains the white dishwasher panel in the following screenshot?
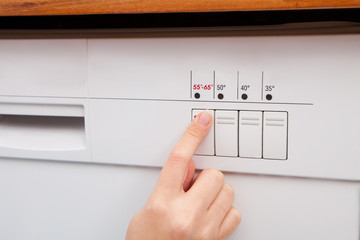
[0,26,359,240]
[0,39,87,97]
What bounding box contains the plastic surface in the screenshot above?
[0,97,90,162]
[86,33,360,181]
[191,71,214,100]
[239,111,263,158]
[0,28,360,240]
[0,158,358,240]
[0,115,85,151]
[0,39,87,97]
[0,32,358,179]
[214,71,237,100]
[263,111,288,159]
[215,110,238,157]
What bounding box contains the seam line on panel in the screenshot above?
[261,71,264,101]
[86,38,94,164]
[358,187,360,240]
[237,71,239,100]
[261,111,264,159]
[237,110,240,157]
[213,109,216,156]
[86,38,90,98]
[87,97,314,105]
[213,71,215,100]
[0,95,314,105]
[190,70,193,99]
[286,111,289,160]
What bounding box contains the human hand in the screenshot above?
[125,112,241,240]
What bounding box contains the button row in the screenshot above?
[192,109,288,160]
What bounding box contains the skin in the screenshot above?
[126,112,241,240]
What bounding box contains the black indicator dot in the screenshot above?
[266,94,273,101]
[194,92,200,99]
[218,93,224,100]
[241,93,248,100]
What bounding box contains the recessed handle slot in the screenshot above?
[0,104,86,151]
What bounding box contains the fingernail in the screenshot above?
[197,112,211,126]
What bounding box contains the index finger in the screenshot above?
[156,111,213,196]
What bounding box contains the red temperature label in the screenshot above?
[193,84,213,90]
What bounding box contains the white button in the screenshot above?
[192,109,215,155]
[214,71,237,100]
[263,112,288,160]
[239,111,263,158]
[215,110,238,157]
[191,71,214,100]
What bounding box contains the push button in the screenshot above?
[239,111,263,158]
[215,110,238,157]
[263,111,288,160]
[192,109,215,155]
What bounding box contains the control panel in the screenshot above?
[0,29,359,181]
[193,109,288,160]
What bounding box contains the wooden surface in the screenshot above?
[1,0,360,16]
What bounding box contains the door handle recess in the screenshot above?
[0,103,85,151]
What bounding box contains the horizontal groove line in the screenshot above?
[241,117,260,120]
[241,123,260,126]
[265,123,285,126]
[217,121,235,125]
[240,120,260,123]
[217,117,236,120]
[265,118,285,121]
[2,95,313,106]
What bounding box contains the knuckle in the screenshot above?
[204,168,224,183]
[186,126,203,142]
[169,216,193,238]
[168,151,188,167]
[227,207,242,226]
[145,200,196,239]
[144,199,167,217]
[172,223,191,238]
[223,183,235,198]
[196,227,215,240]
[196,233,207,240]
[233,208,242,224]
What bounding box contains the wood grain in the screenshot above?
[0,0,360,16]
